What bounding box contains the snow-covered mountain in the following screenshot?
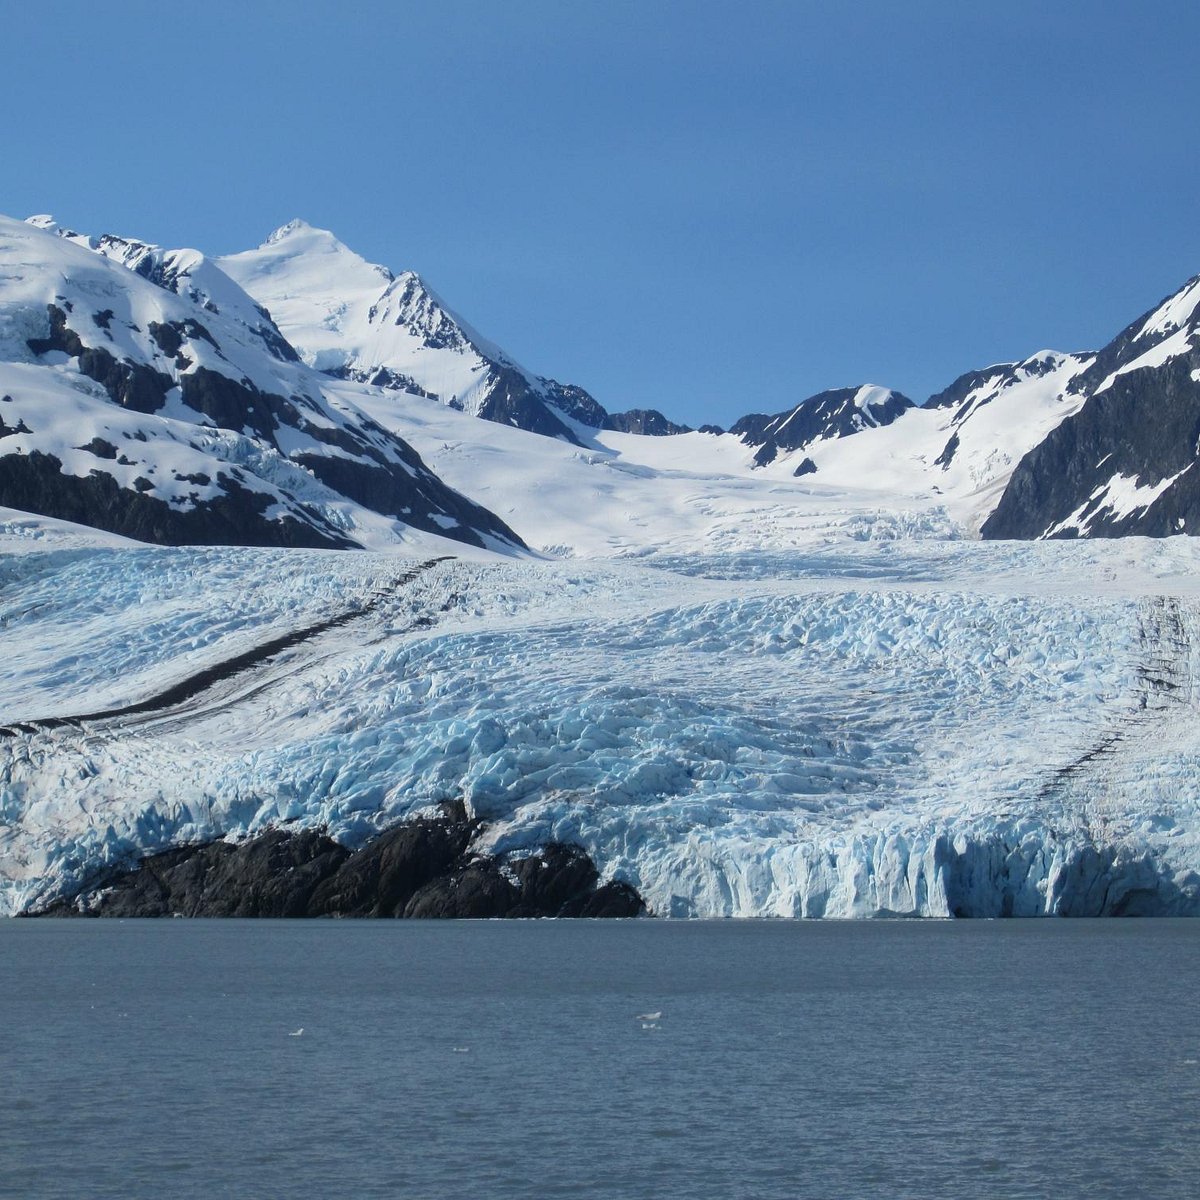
[12,208,1200,557]
[983,274,1200,539]
[712,269,1200,542]
[345,346,1088,557]
[0,216,524,552]
[218,220,686,444]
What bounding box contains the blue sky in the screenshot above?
[5,1,1199,426]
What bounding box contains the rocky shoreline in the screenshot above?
[32,803,645,919]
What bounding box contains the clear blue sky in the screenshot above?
[5,1,1199,426]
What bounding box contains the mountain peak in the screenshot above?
[0,209,525,553]
[264,218,337,247]
[220,226,595,440]
[1135,272,1200,341]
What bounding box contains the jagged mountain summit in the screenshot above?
[0,216,524,552]
[218,220,686,444]
[717,270,1200,542]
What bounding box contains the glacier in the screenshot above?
[3,514,1199,918]
[6,211,1200,919]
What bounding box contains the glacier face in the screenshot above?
[2,522,1199,918]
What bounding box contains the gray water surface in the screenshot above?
[1,919,1198,1199]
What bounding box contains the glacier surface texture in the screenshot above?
[3,527,1199,918]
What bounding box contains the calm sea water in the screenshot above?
[1,919,1198,1199]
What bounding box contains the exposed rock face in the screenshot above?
[27,303,174,414]
[34,804,645,919]
[542,381,609,428]
[0,449,354,548]
[474,363,585,444]
[981,359,1200,539]
[924,354,1063,411]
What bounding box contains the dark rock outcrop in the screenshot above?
[933,431,959,469]
[35,804,645,919]
[983,366,1200,541]
[475,364,584,445]
[16,299,525,552]
[77,436,118,459]
[0,450,355,548]
[402,840,643,919]
[925,364,1020,410]
[923,357,1067,411]
[543,380,608,428]
[51,828,354,918]
[308,811,476,916]
[28,303,173,414]
[0,414,33,438]
[178,368,276,440]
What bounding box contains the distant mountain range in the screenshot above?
[2,211,1200,550]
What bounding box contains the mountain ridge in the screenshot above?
[5,209,1200,550]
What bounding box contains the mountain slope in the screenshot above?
[982,275,1200,539]
[0,216,524,552]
